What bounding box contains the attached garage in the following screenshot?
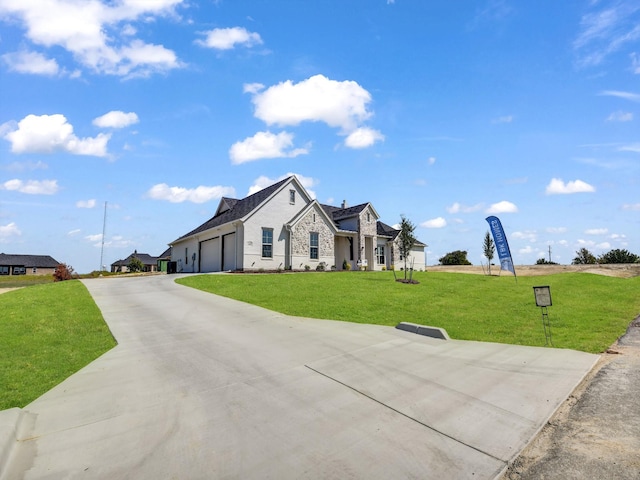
[222,233,236,271]
[199,237,220,272]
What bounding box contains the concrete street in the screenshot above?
[2,274,597,479]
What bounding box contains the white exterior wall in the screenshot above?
[171,237,199,273]
[390,240,426,272]
[242,183,309,270]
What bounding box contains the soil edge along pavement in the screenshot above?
[503,315,640,480]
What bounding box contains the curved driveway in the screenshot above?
[5,274,597,479]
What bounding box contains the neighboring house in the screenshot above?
[0,253,60,276]
[169,176,426,273]
[111,250,161,273]
[157,247,172,273]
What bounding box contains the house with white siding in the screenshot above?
[168,176,426,273]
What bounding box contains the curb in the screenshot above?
[396,322,450,340]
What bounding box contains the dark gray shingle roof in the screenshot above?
[0,253,60,268]
[173,176,291,242]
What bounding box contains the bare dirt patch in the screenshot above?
[427,264,640,278]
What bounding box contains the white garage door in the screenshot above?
[200,237,220,272]
[222,233,236,271]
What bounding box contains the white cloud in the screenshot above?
[420,217,447,228]
[249,74,373,132]
[585,228,608,235]
[147,183,236,203]
[446,202,483,214]
[85,233,103,243]
[67,229,81,236]
[344,127,384,149]
[519,246,534,255]
[0,222,21,240]
[3,114,110,157]
[0,0,184,77]
[76,199,96,208]
[248,173,317,199]
[486,201,518,214]
[229,131,309,164]
[492,115,514,124]
[195,27,263,50]
[545,178,596,194]
[512,230,537,242]
[2,50,59,75]
[574,3,640,68]
[599,90,640,102]
[622,203,640,211]
[618,143,640,153]
[606,111,633,121]
[1,179,59,194]
[93,111,139,128]
[427,156,436,165]
[546,227,568,234]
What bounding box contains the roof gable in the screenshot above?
[172,176,300,243]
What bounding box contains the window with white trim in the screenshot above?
[262,228,273,258]
[289,189,295,204]
[377,245,385,265]
[310,232,319,260]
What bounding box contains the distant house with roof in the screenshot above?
[0,253,61,276]
[111,250,162,273]
[168,176,426,273]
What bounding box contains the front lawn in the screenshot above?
[177,271,640,354]
[0,281,116,409]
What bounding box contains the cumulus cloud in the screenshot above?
[2,50,59,75]
[229,131,309,164]
[446,202,483,214]
[93,111,139,128]
[1,179,59,194]
[512,231,537,242]
[249,74,373,132]
[606,111,633,122]
[420,217,447,228]
[486,201,518,214]
[0,0,184,77]
[622,203,640,211]
[546,227,568,234]
[76,199,96,208]
[195,27,263,50]
[585,228,608,235]
[344,127,384,149]
[248,173,317,198]
[147,183,235,203]
[545,178,595,194]
[0,222,21,240]
[3,114,110,157]
[492,115,514,124]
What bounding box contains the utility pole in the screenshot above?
[99,201,107,274]
[548,245,552,263]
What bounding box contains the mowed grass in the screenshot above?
[177,271,640,354]
[0,281,116,410]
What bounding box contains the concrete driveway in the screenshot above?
[2,274,597,479]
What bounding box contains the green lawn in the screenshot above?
[177,271,640,354]
[0,281,116,410]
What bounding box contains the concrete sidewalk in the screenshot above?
[1,274,597,479]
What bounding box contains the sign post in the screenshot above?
[533,286,553,346]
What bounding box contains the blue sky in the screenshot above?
[1,0,638,273]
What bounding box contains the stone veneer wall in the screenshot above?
[291,208,334,259]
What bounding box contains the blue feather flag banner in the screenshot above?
[486,216,516,277]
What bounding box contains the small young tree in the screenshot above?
[128,257,144,273]
[482,231,495,275]
[397,215,417,281]
[53,263,75,282]
[572,248,597,265]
